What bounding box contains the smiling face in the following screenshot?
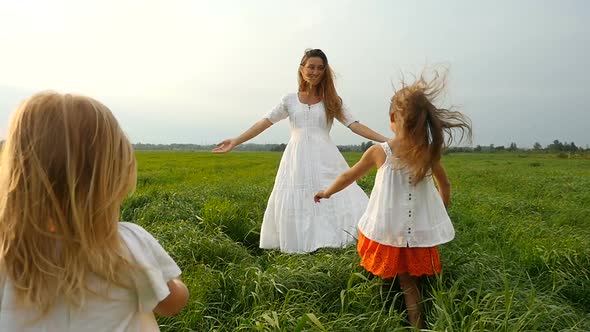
[299,56,326,86]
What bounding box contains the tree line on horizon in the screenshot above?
[448,139,588,153]
[131,139,588,153]
[0,139,586,153]
[131,142,378,152]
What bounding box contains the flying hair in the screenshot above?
[390,69,472,183]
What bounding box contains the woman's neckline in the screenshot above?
[297,92,322,107]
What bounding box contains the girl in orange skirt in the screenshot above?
[315,70,472,327]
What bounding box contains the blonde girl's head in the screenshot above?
[390,70,472,183]
[0,91,137,315]
[298,48,344,124]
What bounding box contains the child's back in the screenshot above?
[0,92,188,331]
[358,141,454,248]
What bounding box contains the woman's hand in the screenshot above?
[314,191,331,203]
[212,138,238,153]
[212,119,273,154]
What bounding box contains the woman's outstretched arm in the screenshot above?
[212,118,273,153]
[348,122,389,143]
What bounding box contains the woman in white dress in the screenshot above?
[213,49,388,253]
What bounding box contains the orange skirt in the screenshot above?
[357,231,442,278]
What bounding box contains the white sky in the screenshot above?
[1,0,589,147]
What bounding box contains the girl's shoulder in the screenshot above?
[118,222,168,258]
[119,221,152,240]
[372,141,395,158]
[365,143,388,168]
[118,222,181,280]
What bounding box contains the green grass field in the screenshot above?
[122,151,590,331]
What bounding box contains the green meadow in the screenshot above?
[122,151,590,331]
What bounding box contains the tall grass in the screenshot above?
[122,152,590,331]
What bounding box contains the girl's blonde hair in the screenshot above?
[0,92,137,315]
[298,48,344,124]
[391,70,472,183]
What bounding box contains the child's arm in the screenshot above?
[314,144,381,202]
[153,278,189,317]
[432,161,451,208]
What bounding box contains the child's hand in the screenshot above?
[314,191,331,203]
[154,278,189,317]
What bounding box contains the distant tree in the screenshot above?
[495,145,505,151]
[337,145,353,152]
[474,145,482,152]
[569,142,578,152]
[533,142,542,150]
[270,143,287,152]
[361,141,374,152]
[545,140,581,152]
[548,139,565,151]
[447,146,475,153]
[508,142,518,151]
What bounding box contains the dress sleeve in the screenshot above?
[119,222,182,313]
[337,101,358,127]
[264,94,290,123]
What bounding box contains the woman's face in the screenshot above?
[300,57,325,86]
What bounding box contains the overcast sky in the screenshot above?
[1,0,588,147]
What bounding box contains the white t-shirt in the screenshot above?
[0,222,181,332]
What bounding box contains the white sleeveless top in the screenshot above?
[357,142,455,247]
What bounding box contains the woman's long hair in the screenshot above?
[391,70,472,183]
[298,48,344,124]
[0,92,137,315]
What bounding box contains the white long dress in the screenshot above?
[260,93,369,253]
